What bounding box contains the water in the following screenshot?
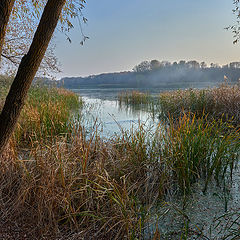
[72,88,158,138]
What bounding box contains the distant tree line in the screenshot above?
[52,59,240,89]
[133,60,240,73]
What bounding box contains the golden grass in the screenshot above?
[159,83,240,125]
[1,115,239,238]
[0,125,166,239]
[5,86,82,147]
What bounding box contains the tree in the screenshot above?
[229,62,240,68]
[187,60,200,69]
[210,63,220,68]
[150,59,160,70]
[0,0,16,60]
[226,0,240,44]
[200,61,207,69]
[0,0,86,153]
[133,61,151,72]
[1,2,60,76]
[2,0,88,76]
[178,60,186,67]
[1,0,88,77]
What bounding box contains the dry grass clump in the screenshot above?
[0,81,240,239]
[159,83,240,125]
[211,84,240,123]
[0,125,166,239]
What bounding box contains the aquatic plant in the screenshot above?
[0,123,166,239]
[118,91,152,105]
[0,81,239,239]
[159,113,240,194]
[159,83,240,126]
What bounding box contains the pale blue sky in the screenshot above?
[55,0,240,78]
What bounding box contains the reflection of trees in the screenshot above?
[117,97,159,120]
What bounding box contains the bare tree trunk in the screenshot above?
[0,0,67,153]
[0,0,15,62]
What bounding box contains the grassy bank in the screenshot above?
[0,82,240,239]
[0,79,82,147]
[14,87,82,147]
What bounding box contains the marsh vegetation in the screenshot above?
[0,77,240,239]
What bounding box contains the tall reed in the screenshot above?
[159,113,240,194]
[159,83,240,126]
[118,91,152,105]
[0,81,240,239]
[0,123,167,239]
[13,86,82,147]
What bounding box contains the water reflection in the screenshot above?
[77,96,158,138]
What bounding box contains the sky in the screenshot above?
[54,0,240,78]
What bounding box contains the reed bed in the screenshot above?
[117,91,157,118]
[159,83,240,125]
[0,113,239,239]
[118,91,152,105]
[159,113,240,195]
[0,82,240,239]
[0,125,166,239]
[11,86,82,147]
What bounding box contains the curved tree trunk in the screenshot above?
[0,0,15,62]
[0,0,67,153]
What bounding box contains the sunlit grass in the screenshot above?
[159,113,240,194]
[1,111,239,238]
[13,86,82,146]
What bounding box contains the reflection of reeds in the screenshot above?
[118,91,158,119]
[159,83,240,125]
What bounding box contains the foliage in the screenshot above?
[1,0,88,76]
[227,0,240,44]
[132,59,240,73]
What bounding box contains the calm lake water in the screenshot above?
[72,88,159,137]
[71,87,240,239]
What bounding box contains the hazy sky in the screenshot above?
[54,0,240,78]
